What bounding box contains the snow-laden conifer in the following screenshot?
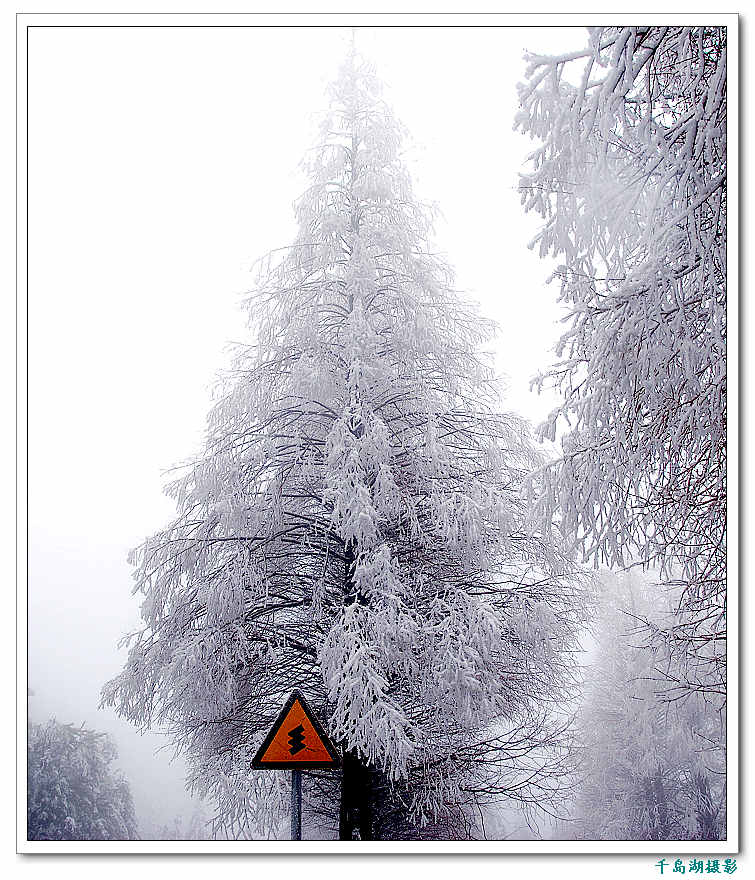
[103,48,585,840]
[27,720,139,841]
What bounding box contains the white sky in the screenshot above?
[27,23,588,830]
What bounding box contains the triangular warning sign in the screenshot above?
[251,690,341,769]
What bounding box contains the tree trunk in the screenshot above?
[337,536,374,839]
[336,117,375,839]
[652,770,670,838]
[339,749,374,840]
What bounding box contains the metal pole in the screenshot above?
[291,769,302,840]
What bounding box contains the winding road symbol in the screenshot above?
[288,724,306,755]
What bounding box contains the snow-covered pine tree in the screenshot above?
[27,720,139,841]
[103,48,585,840]
[515,27,727,705]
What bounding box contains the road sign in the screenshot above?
[251,690,341,769]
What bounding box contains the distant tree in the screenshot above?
[515,27,727,704]
[103,48,586,840]
[27,719,139,841]
[572,572,725,841]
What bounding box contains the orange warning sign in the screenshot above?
[251,690,340,769]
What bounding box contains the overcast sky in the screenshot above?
[27,24,580,830]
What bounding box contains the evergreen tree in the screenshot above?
[27,719,139,841]
[103,48,585,840]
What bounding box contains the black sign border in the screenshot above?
[251,689,342,769]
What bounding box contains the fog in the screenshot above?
[27,24,581,834]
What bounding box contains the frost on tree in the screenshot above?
[27,720,139,841]
[103,50,584,840]
[516,27,727,704]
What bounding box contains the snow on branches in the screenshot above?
[103,49,585,838]
[516,27,727,703]
[27,720,139,841]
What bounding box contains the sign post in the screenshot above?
[251,690,340,841]
[291,769,302,841]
